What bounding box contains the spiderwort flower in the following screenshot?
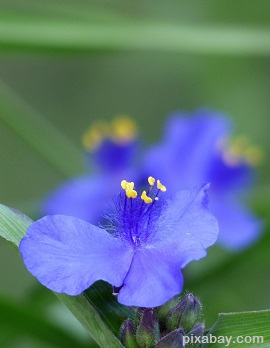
[42,117,139,224]
[20,177,218,308]
[143,110,262,250]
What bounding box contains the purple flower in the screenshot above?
[42,117,139,224]
[19,177,218,307]
[143,109,262,250]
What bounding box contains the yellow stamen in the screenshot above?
[121,180,137,198]
[244,146,263,166]
[126,182,135,191]
[111,116,137,142]
[229,136,248,157]
[223,135,262,167]
[157,180,166,192]
[82,116,137,151]
[141,190,153,204]
[82,122,109,150]
[148,176,155,186]
[121,180,128,190]
[126,189,138,199]
[121,180,135,191]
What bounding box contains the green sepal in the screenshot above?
[120,319,139,348]
[167,294,202,333]
[155,328,185,348]
[136,308,160,348]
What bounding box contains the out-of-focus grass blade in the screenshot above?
[58,293,125,348]
[0,297,90,348]
[0,203,124,348]
[251,184,270,217]
[203,310,270,347]
[0,14,270,56]
[0,203,32,248]
[0,80,84,177]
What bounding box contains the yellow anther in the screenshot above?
[157,180,167,192]
[126,182,135,191]
[121,180,137,198]
[82,116,137,150]
[126,189,138,199]
[223,135,262,167]
[82,122,109,150]
[121,180,135,191]
[111,116,137,142]
[244,146,263,166]
[228,136,248,157]
[121,180,128,190]
[141,190,153,204]
[148,176,155,186]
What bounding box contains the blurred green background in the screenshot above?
[0,0,270,347]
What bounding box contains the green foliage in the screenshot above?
[202,310,270,347]
[0,296,89,348]
[0,12,270,56]
[0,203,32,247]
[0,81,84,178]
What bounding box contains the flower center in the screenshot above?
[218,136,263,167]
[82,116,137,151]
[118,177,166,247]
[108,177,167,248]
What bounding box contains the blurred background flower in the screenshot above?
[42,116,140,223]
[0,1,270,347]
[142,109,262,250]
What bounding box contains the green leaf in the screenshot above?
[0,203,124,348]
[58,293,125,348]
[0,80,84,177]
[0,13,270,56]
[0,297,90,348]
[202,310,270,347]
[0,203,32,248]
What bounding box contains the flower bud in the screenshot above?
[120,319,139,348]
[155,328,185,348]
[136,308,160,348]
[188,323,205,337]
[156,295,179,327]
[167,294,202,333]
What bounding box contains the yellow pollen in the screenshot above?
[244,146,263,166]
[157,180,166,192]
[111,116,137,143]
[148,176,155,186]
[126,189,138,199]
[126,182,135,191]
[82,122,109,150]
[141,190,153,204]
[121,180,137,198]
[82,116,137,150]
[121,180,135,191]
[223,135,262,167]
[121,180,128,190]
[228,136,248,157]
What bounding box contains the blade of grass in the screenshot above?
[0,13,270,56]
[0,297,91,348]
[202,310,270,347]
[0,80,84,177]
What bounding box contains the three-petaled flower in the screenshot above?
[143,110,262,250]
[20,177,218,307]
